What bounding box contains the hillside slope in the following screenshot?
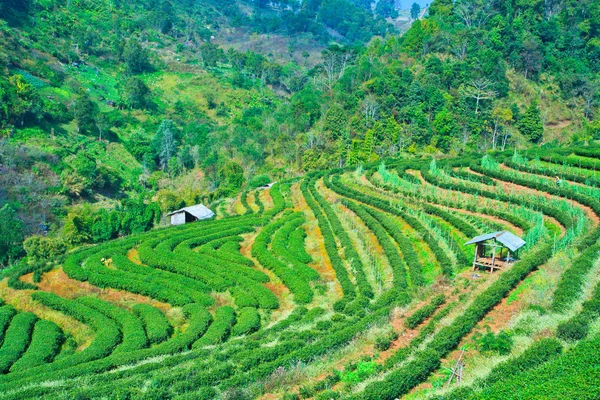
[0,146,599,399]
[0,0,599,274]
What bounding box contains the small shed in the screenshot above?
[465,231,526,272]
[167,204,214,226]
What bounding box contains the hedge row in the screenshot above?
[421,165,575,231]
[480,337,562,389]
[541,154,599,171]
[131,304,172,345]
[574,147,600,160]
[449,167,496,186]
[365,206,424,287]
[474,334,600,399]
[240,190,253,215]
[0,306,17,346]
[383,301,456,370]
[300,174,356,302]
[271,213,320,282]
[372,168,532,233]
[405,294,446,330]
[422,204,479,239]
[314,173,374,299]
[355,243,553,400]
[65,249,202,307]
[25,292,122,375]
[482,160,600,251]
[0,312,38,373]
[199,236,255,267]
[327,174,454,277]
[10,320,64,372]
[139,235,231,291]
[288,225,313,264]
[231,307,261,337]
[557,278,600,342]
[472,162,600,219]
[220,305,394,390]
[176,237,279,310]
[0,301,214,392]
[252,213,314,304]
[505,157,600,187]
[0,292,402,396]
[341,199,408,290]
[254,191,265,214]
[264,183,286,217]
[78,297,148,353]
[551,244,600,312]
[111,252,214,305]
[175,234,279,310]
[193,306,236,348]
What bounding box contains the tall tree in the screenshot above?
[0,205,25,267]
[518,101,544,143]
[72,91,97,135]
[410,2,421,20]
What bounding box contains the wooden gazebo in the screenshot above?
[466,231,526,272]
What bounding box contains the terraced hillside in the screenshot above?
[1,147,600,399]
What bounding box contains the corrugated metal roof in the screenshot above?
[465,231,526,252]
[167,204,214,220]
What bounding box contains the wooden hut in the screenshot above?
[167,204,214,226]
[465,231,526,272]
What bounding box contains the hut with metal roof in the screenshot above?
[167,204,214,226]
[465,231,526,272]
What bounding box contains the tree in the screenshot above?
[122,41,150,74]
[491,106,513,150]
[376,0,398,18]
[518,101,544,143]
[72,91,97,135]
[323,103,347,139]
[23,236,67,264]
[362,95,380,126]
[410,3,421,20]
[520,38,542,79]
[0,205,25,267]
[123,77,151,109]
[151,120,179,171]
[461,79,498,114]
[432,108,457,151]
[428,0,453,16]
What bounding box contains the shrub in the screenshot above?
[193,306,236,348]
[0,312,38,373]
[132,304,172,344]
[231,307,261,337]
[10,320,64,372]
[476,330,513,355]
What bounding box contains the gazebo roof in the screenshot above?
[465,231,526,252]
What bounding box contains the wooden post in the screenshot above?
[491,240,497,272]
[446,350,465,386]
[472,243,479,271]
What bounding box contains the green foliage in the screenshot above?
[23,236,67,264]
[475,330,514,356]
[10,320,64,372]
[122,41,151,74]
[0,205,25,266]
[405,294,445,330]
[248,174,271,189]
[231,307,260,337]
[0,312,38,373]
[518,101,544,143]
[132,304,172,345]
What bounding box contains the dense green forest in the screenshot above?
[1,0,599,268]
